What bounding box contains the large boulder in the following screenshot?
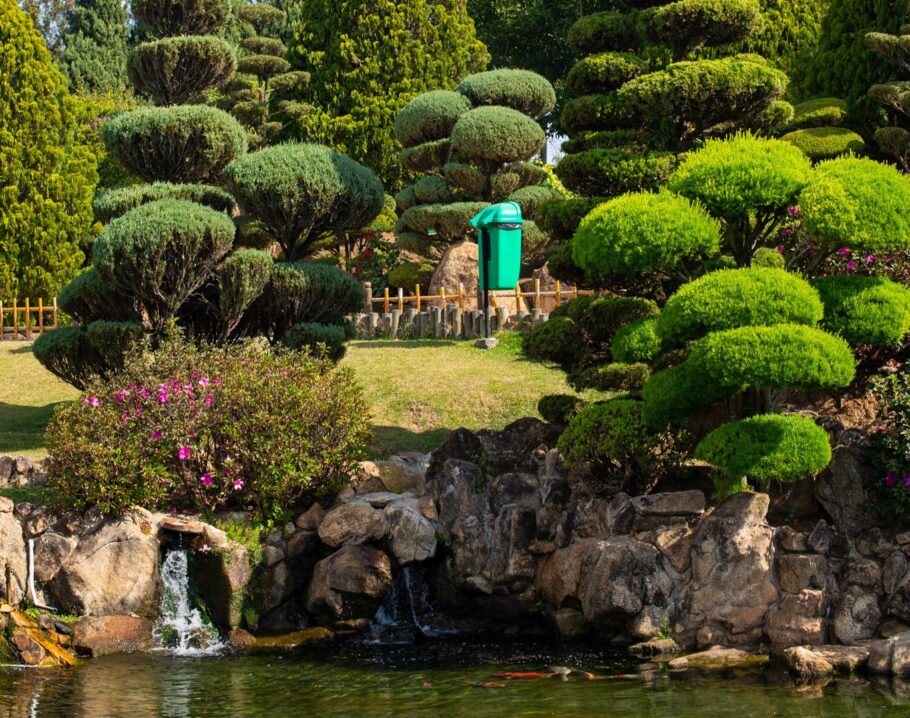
[832,585,881,645]
[766,590,827,652]
[305,545,392,625]
[72,615,153,656]
[536,538,607,609]
[51,513,160,616]
[33,532,76,583]
[684,493,778,647]
[194,544,252,630]
[428,240,480,310]
[0,504,26,604]
[386,503,437,564]
[318,503,388,548]
[813,446,868,532]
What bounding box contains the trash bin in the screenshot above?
[470,202,524,291]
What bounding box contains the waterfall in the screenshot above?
[370,564,458,641]
[153,549,223,656]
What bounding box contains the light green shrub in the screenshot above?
[781,127,865,161]
[815,275,910,347]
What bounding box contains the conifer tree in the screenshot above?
[60,0,129,93]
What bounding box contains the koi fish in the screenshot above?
[492,671,558,679]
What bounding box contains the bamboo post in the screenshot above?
[0,301,4,340]
[457,282,465,310]
[25,298,31,339]
[515,283,522,313]
[52,297,58,329]
[415,284,421,312]
[383,287,390,314]
[572,285,579,299]
[362,282,372,313]
[534,278,541,311]
[554,281,562,307]
[12,299,17,339]
[440,287,446,309]
[398,287,404,312]
[38,299,44,335]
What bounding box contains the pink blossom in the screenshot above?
[886,473,897,487]
[200,473,213,487]
[150,431,162,441]
[904,474,910,488]
[847,260,856,271]
[865,255,875,265]
[138,387,150,401]
[232,478,244,491]
[198,377,210,388]
[204,393,214,407]
[177,446,192,461]
[82,395,100,408]
[838,247,850,257]
[198,544,211,554]
[776,245,786,254]
[788,206,800,218]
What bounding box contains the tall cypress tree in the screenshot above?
[285,0,490,188]
[60,0,129,93]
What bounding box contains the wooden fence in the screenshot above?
[0,299,59,341]
[362,279,593,315]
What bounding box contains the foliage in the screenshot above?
[224,142,385,261]
[284,0,489,188]
[642,0,763,61]
[781,127,865,162]
[554,148,677,196]
[44,336,370,518]
[656,267,824,346]
[785,97,847,131]
[569,362,651,391]
[393,90,472,147]
[572,190,721,276]
[611,317,662,363]
[0,0,97,300]
[59,0,129,93]
[694,413,832,493]
[103,105,247,183]
[387,261,434,291]
[867,371,910,518]
[455,69,557,116]
[866,29,910,172]
[132,0,230,36]
[70,91,139,192]
[814,275,910,348]
[450,106,546,163]
[128,35,237,105]
[20,0,74,59]
[93,182,235,222]
[32,326,102,390]
[537,393,585,425]
[282,322,350,362]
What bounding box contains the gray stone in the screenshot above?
[0,496,12,513]
[777,527,808,552]
[885,552,908,595]
[295,503,325,532]
[813,645,870,672]
[843,558,882,591]
[631,490,705,516]
[0,456,13,484]
[305,545,392,625]
[0,510,26,603]
[777,554,828,593]
[814,447,867,532]
[489,473,540,513]
[832,585,881,645]
[33,531,76,583]
[318,502,388,548]
[261,545,285,567]
[808,520,836,555]
[535,538,607,608]
[784,646,835,676]
[767,590,827,651]
[547,608,588,638]
[386,504,437,564]
[605,492,634,533]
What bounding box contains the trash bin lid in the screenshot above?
[470,201,524,229]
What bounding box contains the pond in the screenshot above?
[1,638,909,718]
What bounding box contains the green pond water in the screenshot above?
[1,639,909,717]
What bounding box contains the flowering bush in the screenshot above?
[45,335,370,520]
[867,369,910,518]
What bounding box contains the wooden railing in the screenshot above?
[0,299,59,340]
[362,280,593,315]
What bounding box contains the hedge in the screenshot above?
[781,127,865,161]
[93,182,235,223]
[214,249,274,340]
[566,52,647,95]
[283,322,349,362]
[132,0,229,36]
[555,147,676,196]
[569,362,651,391]
[814,275,910,348]
[32,327,101,390]
[641,359,733,426]
[560,93,629,135]
[642,0,762,59]
[399,138,453,173]
[521,315,584,370]
[566,11,642,55]
[558,399,655,469]
[450,106,546,164]
[538,394,585,425]
[611,316,662,363]
[57,268,130,324]
[237,54,291,81]
[395,202,488,242]
[785,97,847,131]
[128,36,236,105]
[455,69,556,117]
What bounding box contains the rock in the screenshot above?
[305,545,392,625]
[0,456,13,484]
[528,540,556,555]
[318,503,388,548]
[250,628,334,649]
[807,520,836,555]
[157,516,205,535]
[652,526,693,574]
[21,506,54,538]
[194,544,252,630]
[33,532,76,583]
[11,628,46,665]
[425,430,484,495]
[605,493,635,534]
[201,524,228,550]
[685,493,778,647]
[262,545,284,567]
[631,491,705,517]
[886,568,910,623]
[51,514,160,616]
[668,646,769,671]
[893,632,910,676]
[0,496,12,513]
[766,590,827,651]
[784,646,835,676]
[881,619,910,638]
[813,645,870,672]
[546,608,588,638]
[629,638,681,656]
[536,539,607,608]
[489,473,540,513]
[0,510,27,604]
[385,452,429,492]
[777,554,828,593]
[476,418,559,476]
[285,530,318,566]
[72,615,153,656]
[416,495,437,522]
[428,240,480,310]
[868,636,899,673]
[777,527,808,553]
[814,447,867,532]
[14,457,33,475]
[227,628,257,649]
[844,558,882,591]
[295,503,325,532]
[884,552,908,595]
[487,504,537,583]
[386,504,437,564]
[258,560,295,615]
[831,586,882,646]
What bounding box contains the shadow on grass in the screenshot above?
[0,401,67,454]
[6,344,36,355]
[350,339,459,350]
[368,425,451,458]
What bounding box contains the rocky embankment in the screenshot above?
[2,419,910,678]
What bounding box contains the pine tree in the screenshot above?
[0,0,97,300]
[285,0,490,188]
[866,22,910,171]
[60,0,129,93]
[21,0,74,58]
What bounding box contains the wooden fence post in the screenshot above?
[554,281,562,307]
[534,278,541,310]
[383,287,390,314]
[457,282,465,310]
[38,299,44,335]
[52,297,58,329]
[440,287,446,309]
[515,283,522,314]
[0,300,4,340]
[415,284,421,312]
[398,287,404,312]
[362,282,372,314]
[12,299,17,339]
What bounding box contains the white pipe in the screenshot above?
[27,538,56,612]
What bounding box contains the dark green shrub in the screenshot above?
[642,0,762,59]
[92,200,235,333]
[237,54,291,80]
[641,359,732,426]
[690,323,856,390]
[657,267,824,346]
[224,143,384,260]
[800,157,910,253]
[388,261,434,291]
[283,322,348,362]
[508,185,563,218]
[559,93,630,135]
[566,11,642,54]
[399,138,453,173]
[214,249,274,340]
[566,52,647,95]
[93,182,235,223]
[781,127,865,161]
[238,2,284,27]
[555,148,676,196]
[396,202,489,242]
[537,197,605,241]
[57,268,135,324]
[450,106,546,164]
[521,316,584,370]
[33,327,102,391]
[103,106,247,183]
[560,129,644,154]
[240,37,286,56]
[442,162,488,196]
[694,414,831,493]
[572,191,721,276]
[576,295,659,344]
[569,362,651,391]
[558,399,657,471]
[85,320,144,373]
[132,0,229,36]
[814,275,910,347]
[410,175,455,205]
[128,36,236,104]
[44,336,370,518]
[455,69,556,117]
[866,372,910,518]
[612,316,662,363]
[785,97,847,131]
[538,394,585,425]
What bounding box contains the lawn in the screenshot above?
[0,333,590,459]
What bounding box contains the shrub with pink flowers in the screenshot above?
[868,369,910,518]
[44,334,370,519]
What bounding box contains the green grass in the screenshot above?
[0,333,592,461]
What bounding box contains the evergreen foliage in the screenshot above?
[59,0,129,93]
[815,275,910,348]
[866,28,910,171]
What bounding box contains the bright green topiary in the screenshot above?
[567,11,643,55]
[695,413,832,491]
[224,142,385,261]
[657,267,824,346]
[785,97,847,131]
[102,105,247,183]
[93,182,235,222]
[567,52,648,95]
[800,156,910,252]
[781,127,865,161]
[0,0,97,300]
[612,316,662,363]
[814,275,910,348]
[569,362,652,391]
[521,315,583,371]
[455,69,557,116]
[641,358,733,426]
[642,0,762,60]
[554,147,677,196]
[750,247,786,268]
[572,191,722,276]
[128,35,236,105]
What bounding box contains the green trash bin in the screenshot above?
[470,201,524,291]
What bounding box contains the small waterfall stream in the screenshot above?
[153,549,223,656]
[370,564,458,642]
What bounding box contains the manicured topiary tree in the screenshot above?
[393,70,561,265]
[541,0,790,281]
[0,0,97,301]
[59,0,129,93]
[778,97,865,163]
[866,27,910,172]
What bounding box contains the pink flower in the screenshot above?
[847,260,856,271]
[838,246,850,257]
[788,206,800,218]
[886,473,897,487]
[198,544,211,554]
[82,395,100,408]
[204,393,214,407]
[177,446,192,461]
[904,474,910,487]
[150,431,162,441]
[200,473,213,487]
[776,245,786,254]
[232,478,244,491]
[865,255,875,265]
[198,377,210,388]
